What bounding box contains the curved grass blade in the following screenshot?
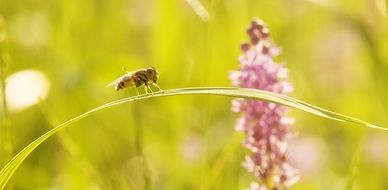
[0,87,386,189]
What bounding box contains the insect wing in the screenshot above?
[105,73,132,88]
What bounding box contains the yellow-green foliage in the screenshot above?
[1,0,388,189]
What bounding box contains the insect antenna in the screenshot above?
[122,66,129,73]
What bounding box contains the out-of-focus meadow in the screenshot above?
[1,0,388,189]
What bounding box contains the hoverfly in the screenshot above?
[106,67,163,95]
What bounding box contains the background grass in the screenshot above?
[1,0,388,189]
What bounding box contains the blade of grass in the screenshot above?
[185,0,210,22]
[345,139,363,190]
[0,87,386,189]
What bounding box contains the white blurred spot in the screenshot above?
[180,134,203,164]
[366,135,388,163]
[288,137,324,175]
[246,182,262,190]
[5,69,50,113]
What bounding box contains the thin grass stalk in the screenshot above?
[0,15,13,176]
[0,87,386,190]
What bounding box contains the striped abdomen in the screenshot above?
[115,71,149,91]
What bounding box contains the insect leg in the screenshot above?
[147,85,154,95]
[153,83,163,93]
[144,85,149,94]
[135,88,140,100]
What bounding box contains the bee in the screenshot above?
[106,67,163,95]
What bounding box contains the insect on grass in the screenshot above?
[106,67,163,96]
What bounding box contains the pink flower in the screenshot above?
[230,19,298,189]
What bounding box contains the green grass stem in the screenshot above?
[0,87,386,189]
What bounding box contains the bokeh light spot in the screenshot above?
[5,69,50,113]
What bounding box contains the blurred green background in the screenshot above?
[1,0,388,189]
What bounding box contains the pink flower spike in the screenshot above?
[229,19,298,190]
